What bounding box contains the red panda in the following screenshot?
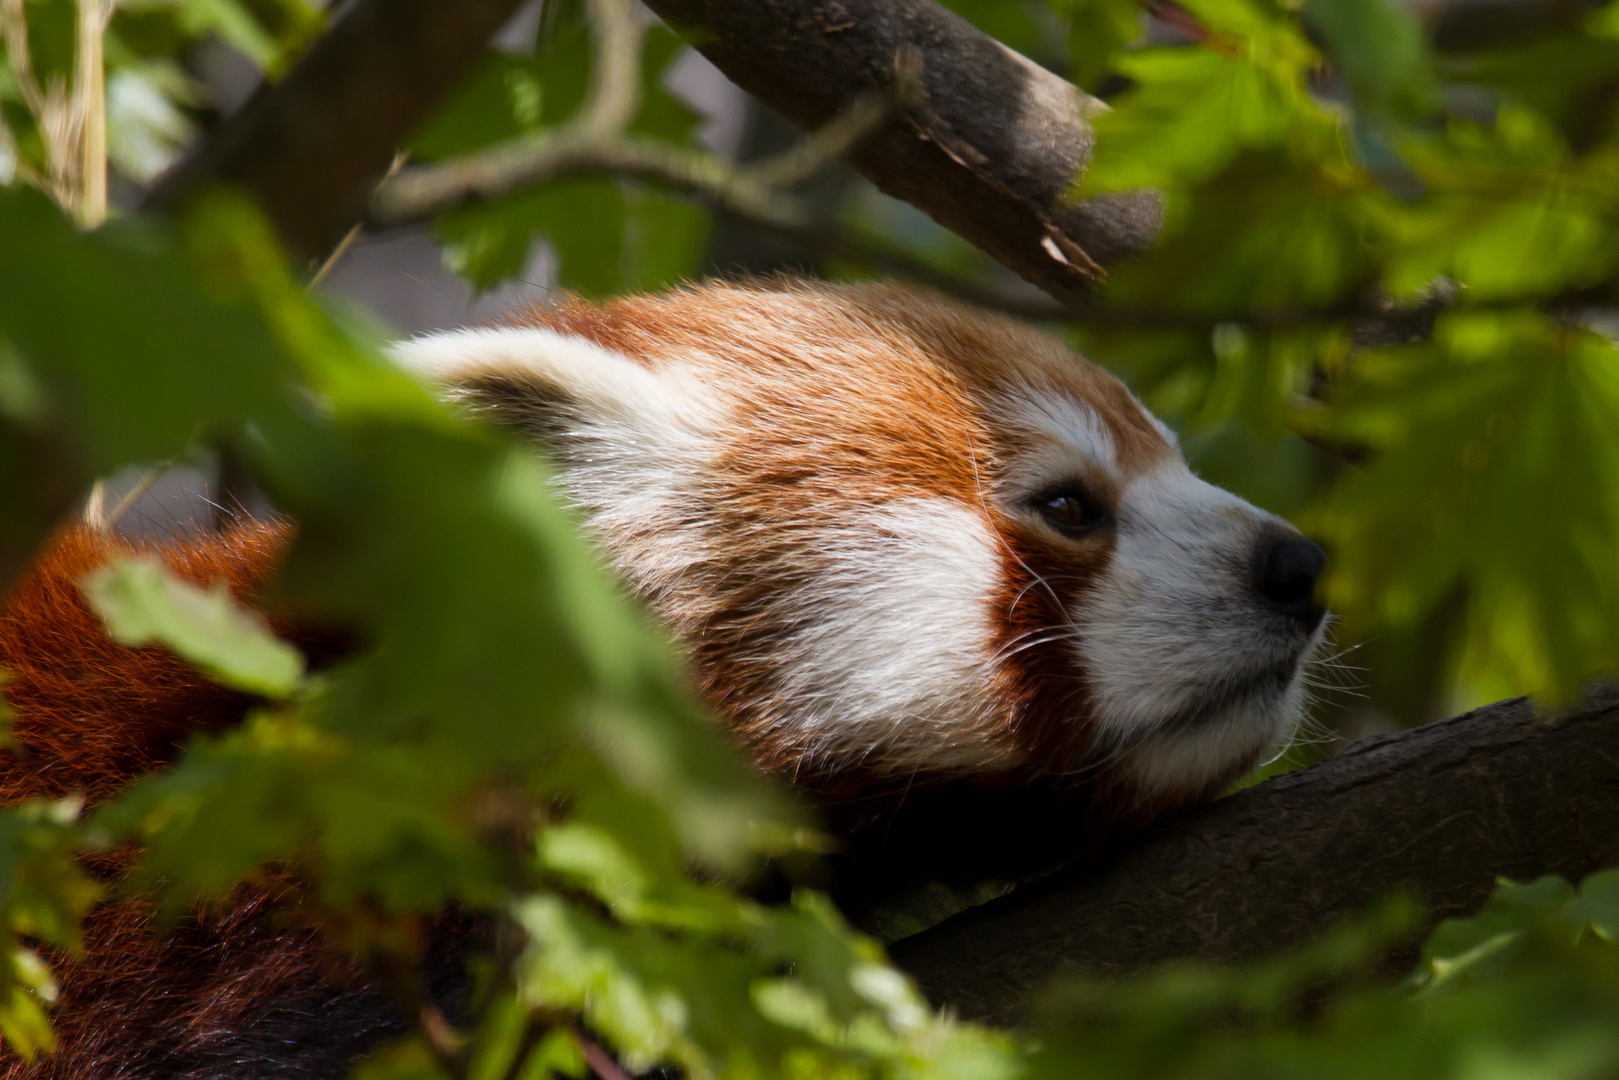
[394,281,1327,822]
[0,280,1326,1076]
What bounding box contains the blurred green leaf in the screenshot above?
[80,554,306,698]
[1305,0,1439,120]
[1382,110,1619,300]
[439,178,709,296]
[1105,152,1376,313]
[1077,48,1309,199]
[1059,0,1146,91]
[0,800,98,1060]
[1302,313,1619,705]
[117,0,318,70]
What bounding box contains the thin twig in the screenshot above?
[577,0,642,138]
[572,1028,634,1080]
[76,0,109,226]
[103,460,174,530]
[308,151,410,287]
[75,0,117,227]
[739,92,887,188]
[377,131,764,225]
[369,0,893,229]
[308,222,363,289]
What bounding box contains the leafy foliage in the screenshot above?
[82,554,306,697]
[1,0,322,189]
[1026,0,1619,721]
[3,0,1619,1076]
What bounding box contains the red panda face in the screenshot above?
[391,281,1326,814]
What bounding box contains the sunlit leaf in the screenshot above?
[1383,110,1619,301]
[80,554,306,698]
[1302,313,1619,705]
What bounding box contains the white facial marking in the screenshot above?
[991,390,1119,514]
[1074,460,1323,797]
[762,498,1008,772]
[1001,390,1116,471]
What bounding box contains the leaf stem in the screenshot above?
[573,1028,634,1080]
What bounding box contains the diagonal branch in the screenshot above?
[578,0,645,139]
[639,0,1164,298]
[138,0,1162,293]
[882,690,1619,1026]
[143,0,530,260]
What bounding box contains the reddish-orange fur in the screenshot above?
[0,522,287,805]
[518,286,1175,788]
[0,522,361,1078]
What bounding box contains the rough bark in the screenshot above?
[143,0,528,261]
[638,0,1163,296]
[887,690,1619,1026]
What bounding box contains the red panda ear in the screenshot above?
[390,326,724,452]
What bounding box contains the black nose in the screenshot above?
[1253,535,1326,626]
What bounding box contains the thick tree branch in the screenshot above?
[638,0,1162,298]
[883,690,1619,1026]
[143,0,528,261]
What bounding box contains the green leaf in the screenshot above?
[0,799,100,1059]
[1302,313,1619,704]
[0,187,299,477]
[439,178,708,296]
[1057,0,1147,91]
[1419,876,1577,989]
[117,0,306,70]
[1382,109,1619,301]
[80,554,306,698]
[1104,152,1376,313]
[1439,29,1619,150]
[1305,0,1439,119]
[1078,48,1306,198]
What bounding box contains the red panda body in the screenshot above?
[0,282,1326,1076]
[0,524,390,1080]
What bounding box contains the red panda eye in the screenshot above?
[1037,492,1088,532]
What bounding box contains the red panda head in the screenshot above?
[391,281,1327,815]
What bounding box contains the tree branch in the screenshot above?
[638,0,1163,299]
[882,689,1619,1026]
[142,0,529,261]
[369,0,896,232]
